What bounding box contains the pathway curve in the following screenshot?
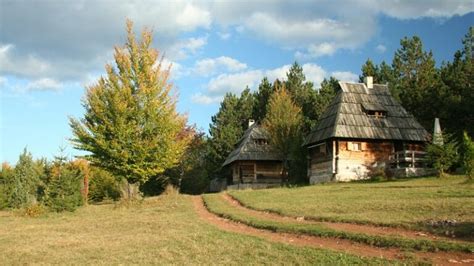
[192,195,474,265]
[223,193,464,243]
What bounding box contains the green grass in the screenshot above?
[0,193,392,265]
[203,194,474,253]
[228,175,474,238]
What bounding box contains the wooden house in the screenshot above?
[304,77,432,184]
[223,121,283,185]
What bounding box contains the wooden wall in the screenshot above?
[231,161,283,184]
[335,140,393,181]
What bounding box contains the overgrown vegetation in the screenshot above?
[228,175,474,239]
[427,133,459,177]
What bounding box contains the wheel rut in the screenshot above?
[223,193,461,243]
[192,196,474,265]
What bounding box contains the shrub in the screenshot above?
[427,133,459,177]
[88,167,121,202]
[6,149,41,208]
[462,131,474,179]
[45,156,83,212]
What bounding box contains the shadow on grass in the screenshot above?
[419,220,474,242]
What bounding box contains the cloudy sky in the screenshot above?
[1,0,473,163]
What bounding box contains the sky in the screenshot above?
[1,0,473,164]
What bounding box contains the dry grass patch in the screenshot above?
[0,193,393,264]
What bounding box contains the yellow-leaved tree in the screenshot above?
[69,20,191,197]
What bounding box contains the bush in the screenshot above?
[427,133,459,177]
[462,131,474,179]
[45,157,83,212]
[88,167,120,203]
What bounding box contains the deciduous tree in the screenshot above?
[70,20,191,191]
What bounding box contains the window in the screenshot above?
[367,110,386,118]
[254,138,268,145]
[348,142,362,151]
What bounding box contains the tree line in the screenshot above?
[1,24,472,212]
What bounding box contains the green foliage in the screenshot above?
[5,149,41,209]
[207,93,243,178]
[462,131,474,178]
[69,20,191,186]
[427,133,459,177]
[177,133,210,194]
[252,77,274,122]
[88,167,121,202]
[263,85,304,183]
[44,154,83,212]
[285,62,318,132]
[392,36,441,130]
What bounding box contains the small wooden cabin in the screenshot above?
[304,77,431,184]
[223,122,283,185]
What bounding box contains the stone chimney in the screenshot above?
[364,76,373,89]
[248,119,255,127]
[433,118,444,145]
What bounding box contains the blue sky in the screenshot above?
[1,1,473,164]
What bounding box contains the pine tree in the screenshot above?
[253,77,274,122]
[440,27,474,138]
[46,152,83,212]
[69,20,191,189]
[7,148,40,208]
[462,131,474,179]
[392,36,441,130]
[237,87,255,130]
[207,93,242,178]
[359,59,379,82]
[263,84,304,183]
[285,62,318,132]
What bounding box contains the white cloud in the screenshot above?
[208,70,262,95]
[194,56,247,76]
[176,3,211,31]
[331,71,358,82]
[191,93,223,104]
[25,78,63,92]
[194,63,350,104]
[167,36,208,60]
[379,0,473,19]
[376,44,387,53]
[218,32,231,40]
[302,64,327,87]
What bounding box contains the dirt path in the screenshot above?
[192,196,474,265]
[222,193,462,243]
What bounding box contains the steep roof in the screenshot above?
[223,124,282,166]
[304,82,430,146]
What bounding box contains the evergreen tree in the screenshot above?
[252,77,274,122]
[207,93,242,178]
[263,85,304,183]
[69,20,191,189]
[427,133,459,177]
[440,27,474,137]
[45,152,83,212]
[6,148,40,208]
[359,59,379,82]
[285,62,318,132]
[315,77,338,120]
[392,36,441,130]
[237,87,255,130]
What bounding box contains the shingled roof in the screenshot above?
[223,124,282,166]
[304,81,430,146]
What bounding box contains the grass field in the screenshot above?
[0,191,389,264]
[203,193,474,253]
[228,175,474,238]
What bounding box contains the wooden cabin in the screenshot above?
[304,77,432,184]
[223,121,283,185]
